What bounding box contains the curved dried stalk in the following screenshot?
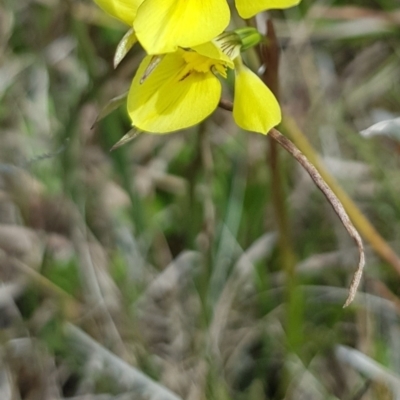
[218,99,364,306]
[283,115,400,277]
[269,128,364,307]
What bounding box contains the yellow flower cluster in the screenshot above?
[94,0,301,135]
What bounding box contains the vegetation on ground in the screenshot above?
[1,0,400,399]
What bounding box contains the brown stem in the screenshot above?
[217,99,364,306]
[283,115,400,277]
[269,128,364,307]
[261,19,296,277]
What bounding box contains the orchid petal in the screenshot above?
[235,0,301,19]
[93,0,142,25]
[233,60,281,134]
[128,52,221,133]
[134,0,230,54]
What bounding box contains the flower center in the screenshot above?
[181,51,228,79]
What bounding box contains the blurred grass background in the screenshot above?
[1,0,400,399]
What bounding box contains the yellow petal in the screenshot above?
[134,0,230,54]
[235,0,301,19]
[128,52,221,133]
[233,60,281,134]
[93,0,143,25]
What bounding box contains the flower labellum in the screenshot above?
[127,43,231,133]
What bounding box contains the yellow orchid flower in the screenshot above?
[127,39,281,135]
[94,0,302,55]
